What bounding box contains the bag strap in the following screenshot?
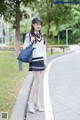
[29,33,34,45]
[29,33,31,42]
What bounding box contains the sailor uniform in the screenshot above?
[23,32,47,71]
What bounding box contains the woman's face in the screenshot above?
[33,22,41,32]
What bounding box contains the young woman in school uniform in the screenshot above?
[23,17,47,113]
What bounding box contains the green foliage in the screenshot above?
[50,5,80,44]
[34,0,74,42]
[0,0,37,27]
[0,0,7,15]
[0,0,80,45]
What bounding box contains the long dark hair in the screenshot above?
[30,25,45,44]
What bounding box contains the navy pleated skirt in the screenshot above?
[29,57,45,71]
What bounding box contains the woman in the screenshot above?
[23,17,47,113]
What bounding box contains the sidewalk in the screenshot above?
[10,73,34,120]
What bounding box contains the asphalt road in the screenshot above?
[49,50,80,120]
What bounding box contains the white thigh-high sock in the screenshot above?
[34,81,40,106]
[35,72,42,106]
[29,71,41,105]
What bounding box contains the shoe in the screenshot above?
[35,104,44,112]
[28,103,35,114]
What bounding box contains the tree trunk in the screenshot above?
[15,15,20,57]
[14,0,20,57]
[45,0,51,50]
[46,20,50,49]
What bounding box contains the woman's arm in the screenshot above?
[23,33,35,50]
[23,33,31,50]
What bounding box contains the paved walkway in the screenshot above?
[27,49,80,120]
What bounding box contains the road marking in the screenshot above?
[43,60,55,120]
[43,52,76,120]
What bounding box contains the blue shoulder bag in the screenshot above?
[17,33,35,63]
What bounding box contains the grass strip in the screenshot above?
[0,51,28,119]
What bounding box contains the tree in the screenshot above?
[34,0,73,45]
[71,5,80,43]
[57,5,80,44]
[35,0,54,46]
[0,0,36,56]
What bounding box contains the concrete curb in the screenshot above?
[10,73,33,120]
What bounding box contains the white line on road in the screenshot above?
[43,59,55,120]
[43,51,76,120]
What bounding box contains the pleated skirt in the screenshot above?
[29,57,45,71]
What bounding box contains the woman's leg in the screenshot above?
[28,71,41,113]
[34,71,44,111]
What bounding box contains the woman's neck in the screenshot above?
[34,30,40,32]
